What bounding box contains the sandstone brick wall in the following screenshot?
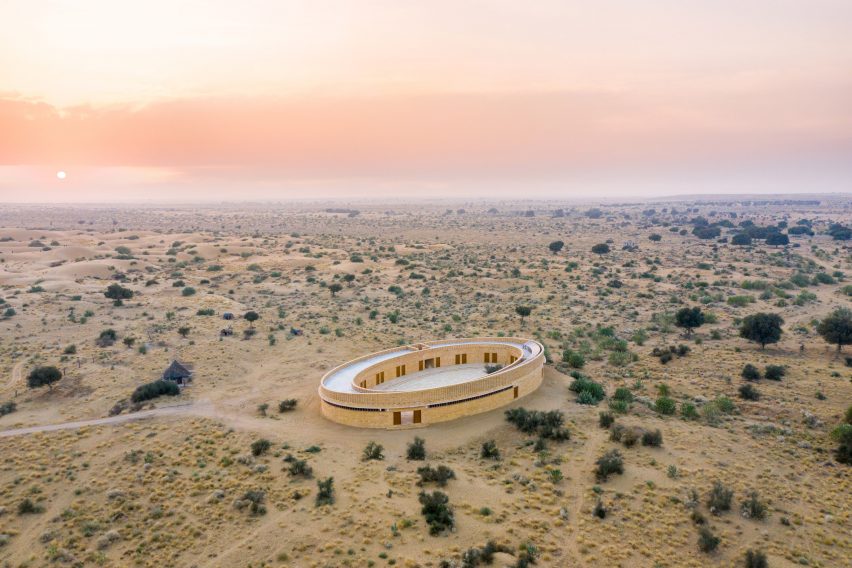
[318,338,544,428]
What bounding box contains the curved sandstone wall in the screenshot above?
[318,337,544,428]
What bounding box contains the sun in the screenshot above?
[56,170,66,180]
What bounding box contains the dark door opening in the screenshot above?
[393,412,402,425]
[424,358,435,369]
[413,410,422,423]
[513,386,519,399]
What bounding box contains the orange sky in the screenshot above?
[1,1,851,201]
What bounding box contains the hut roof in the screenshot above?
[162,360,192,380]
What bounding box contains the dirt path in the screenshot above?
[0,401,209,438]
[4,360,23,391]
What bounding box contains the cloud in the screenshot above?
[1,80,851,199]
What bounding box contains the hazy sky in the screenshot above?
[1,0,851,202]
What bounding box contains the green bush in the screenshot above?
[569,376,606,405]
[130,380,179,403]
[697,526,720,553]
[831,424,852,464]
[681,403,699,420]
[278,399,298,412]
[316,477,335,506]
[407,437,426,460]
[641,429,663,447]
[250,438,271,456]
[739,384,760,401]
[741,364,762,381]
[707,481,733,514]
[744,550,768,568]
[595,450,624,481]
[362,441,384,461]
[505,408,570,440]
[740,490,767,520]
[419,491,454,535]
[655,396,676,415]
[480,440,500,460]
[417,465,456,487]
[764,365,786,381]
[598,411,615,429]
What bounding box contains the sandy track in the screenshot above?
[4,360,23,391]
[0,401,209,438]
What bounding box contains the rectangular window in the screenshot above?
[492,352,497,363]
[462,353,467,364]
[396,365,406,377]
[435,357,441,367]
[484,353,491,363]
[376,371,385,384]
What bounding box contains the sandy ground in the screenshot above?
[0,199,850,567]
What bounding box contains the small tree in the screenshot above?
[419,491,454,535]
[741,363,761,381]
[316,477,335,506]
[27,366,62,391]
[766,233,789,247]
[480,440,500,460]
[731,233,752,246]
[595,450,624,481]
[739,313,784,349]
[675,307,705,337]
[328,283,343,297]
[548,240,564,254]
[817,307,852,352]
[591,243,610,256]
[104,283,133,306]
[250,438,271,456]
[244,311,260,328]
[407,437,426,460]
[178,326,191,338]
[515,305,532,325]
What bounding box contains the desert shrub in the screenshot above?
[830,424,852,464]
[505,408,570,440]
[287,458,313,478]
[0,401,16,417]
[658,351,674,364]
[595,450,624,481]
[419,491,455,535]
[655,396,676,415]
[569,376,605,405]
[316,477,335,506]
[744,550,768,568]
[130,380,179,403]
[642,429,663,447]
[250,438,271,456]
[620,427,640,448]
[608,399,629,414]
[681,403,699,420]
[562,350,585,369]
[741,364,762,381]
[598,411,615,429]
[609,423,626,442]
[764,365,785,381]
[484,363,504,374]
[714,396,736,414]
[417,465,456,487]
[612,387,633,403]
[278,399,298,412]
[697,526,720,553]
[740,490,767,520]
[707,481,733,514]
[593,499,607,519]
[739,384,760,401]
[240,490,267,515]
[481,440,500,460]
[407,437,426,460]
[362,441,384,461]
[18,498,43,515]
